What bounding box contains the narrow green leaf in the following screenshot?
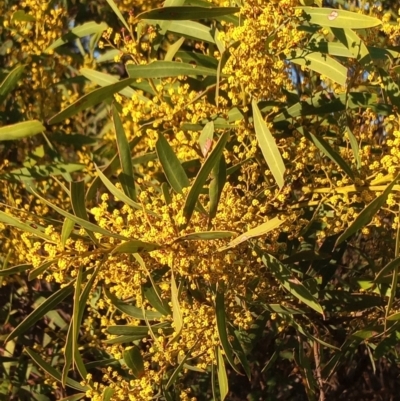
[379,67,400,109]
[46,21,108,51]
[219,216,285,251]
[61,218,75,248]
[386,312,400,320]
[112,105,136,201]
[289,50,347,86]
[111,240,160,253]
[47,78,135,125]
[199,121,214,157]
[71,181,98,244]
[24,348,88,392]
[175,231,235,241]
[252,100,285,188]
[6,282,74,342]
[102,388,115,401]
[297,7,382,29]
[28,260,55,281]
[165,340,198,389]
[126,61,219,79]
[62,321,74,387]
[105,288,162,320]
[171,272,183,336]
[58,394,86,401]
[228,326,251,380]
[138,6,239,20]
[175,50,218,68]
[145,20,215,43]
[209,154,226,226]
[156,133,190,193]
[124,346,145,378]
[28,186,129,241]
[0,211,51,241]
[330,28,371,64]
[0,120,45,141]
[262,253,324,315]
[0,65,25,104]
[1,162,84,182]
[215,290,241,374]
[93,164,156,216]
[216,346,229,401]
[105,0,130,31]
[164,37,185,61]
[346,126,361,170]
[0,264,31,277]
[301,128,355,180]
[107,323,170,336]
[80,68,144,100]
[335,175,399,247]
[375,256,400,283]
[183,132,229,226]
[143,284,172,316]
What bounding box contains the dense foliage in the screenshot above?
[2,0,400,400]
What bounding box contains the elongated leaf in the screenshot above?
[80,68,145,100]
[0,120,45,141]
[331,28,371,64]
[215,290,241,374]
[262,253,324,315]
[28,186,129,241]
[335,175,399,247]
[0,64,25,104]
[61,218,75,248]
[183,132,229,226]
[0,211,51,241]
[379,67,400,109]
[28,260,55,281]
[112,105,136,201]
[165,344,194,389]
[175,231,235,241]
[146,20,215,43]
[46,21,108,51]
[126,61,219,79]
[102,388,115,401]
[124,346,144,378]
[105,0,130,30]
[94,165,157,216]
[375,256,400,283]
[171,272,183,337]
[199,121,214,157]
[219,216,285,251]
[209,154,226,226]
[346,126,361,170]
[6,282,74,342]
[175,50,218,68]
[228,326,251,380]
[107,323,170,336]
[1,162,84,182]
[105,288,162,319]
[138,6,239,20]
[143,284,172,316]
[301,128,354,180]
[24,348,88,392]
[111,240,160,253]
[48,78,135,125]
[71,181,97,244]
[0,264,31,276]
[216,346,229,401]
[297,7,382,29]
[289,50,347,86]
[156,133,190,193]
[252,100,285,188]
[164,37,185,61]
